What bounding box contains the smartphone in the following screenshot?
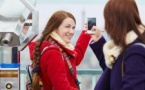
[87,17,96,30]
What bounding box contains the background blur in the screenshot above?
[21,0,145,68]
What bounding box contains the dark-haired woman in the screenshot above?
[90,0,145,90]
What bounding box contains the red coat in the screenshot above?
[28,30,91,90]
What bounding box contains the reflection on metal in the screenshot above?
[24,19,32,26]
[0,15,20,22]
[0,34,2,40]
[0,32,20,47]
[20,0,36,11]
[1,33,13,46]
[0,0,38,90]
[0,68,20,90]
[0,0,38,50]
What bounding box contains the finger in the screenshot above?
[100,29,105,32]
[84,23,87,25]
[91,26,97,31]
[83,23,88,30]
[96,27,105,32]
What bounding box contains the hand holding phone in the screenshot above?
[87,17,96,34]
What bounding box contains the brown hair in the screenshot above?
[32,10,76,90]
[104,0,145,52]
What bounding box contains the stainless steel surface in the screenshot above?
[0,0,38,50]
[1,33,13,46]
[0,1,38,89]
[1,47,12,63]
[0,68,19,90]
[0,33,2,40]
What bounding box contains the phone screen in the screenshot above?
[87,17,96,30]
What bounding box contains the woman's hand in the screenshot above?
[83,23,103,42]
[89,26,103,42]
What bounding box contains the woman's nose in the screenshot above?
[69,28,74,34]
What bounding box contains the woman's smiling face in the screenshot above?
[55,17,76,43]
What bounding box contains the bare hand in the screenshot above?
[90,26,103,42]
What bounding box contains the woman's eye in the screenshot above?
[72,27,75,29]
[65,26,70,28]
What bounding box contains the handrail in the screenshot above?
[77,69,102,90]
[20,69,102,74]
[77,69,102,75]
[20,69,103,90]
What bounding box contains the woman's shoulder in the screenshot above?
[40,41,60,54]
[125,42,145,57]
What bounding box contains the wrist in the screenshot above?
[92,35,102,42]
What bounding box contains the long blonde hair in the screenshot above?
[32,10,76,90]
